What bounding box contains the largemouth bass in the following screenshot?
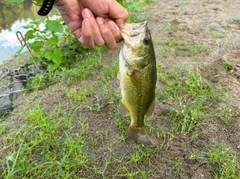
[118,21,157,145]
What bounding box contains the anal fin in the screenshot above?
[145,96,155,118]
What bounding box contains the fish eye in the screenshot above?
[143,37,150,44]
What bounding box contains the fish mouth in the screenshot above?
[120,21,148,44]
[119,21,149,70]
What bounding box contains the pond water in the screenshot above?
[0,0,58,64]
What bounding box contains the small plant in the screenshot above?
[169,104,201,134]
[27,74,48,89]
[211,103,238,125]
[117,167,148,179]
[177,43,209,57]
[224,63,233,71]
[158,67,217,102]
[161,40,178,57]
[163,22,175,31]
[20,17,68,70]
[115,116,129,132]
[130,144,157,163]
[158,67,219,134]
[211,30,228,38]
[208,142,239,179]
[102,59,119,81]
[215,40,223,47]
[189,44,209,56]
[158,39,168,46]
[0,124,7,135]
[158,39,209,57]
[66,87,93,102]
[170,158,182,178]
[90,130,109,146]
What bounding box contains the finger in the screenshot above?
[96,17,116,49]
[79,18,94,48]
[82,8,104,46]
[108,1,129,28]
[107,20,122,43]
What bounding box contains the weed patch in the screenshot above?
[158,66,220,134]
[190,142,240,179]
[0,105,94,178]
[208,142,239,179]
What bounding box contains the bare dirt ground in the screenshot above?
[1,0,240,178]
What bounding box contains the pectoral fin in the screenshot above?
[127,71,138,87]
[118,101,130,116]
[145,96,155,118]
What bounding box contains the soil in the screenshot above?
[1,0,240,178]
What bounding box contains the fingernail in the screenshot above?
[96,17,105,25]
[82,8,91,18]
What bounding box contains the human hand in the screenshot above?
[54,0,128,49]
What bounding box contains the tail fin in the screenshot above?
[125,125,152,145]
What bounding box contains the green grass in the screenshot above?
[2,105,92,178]
[101,59,119,81]
[157,66,220,134]
[26,45,103,91]
[211,103,239,125]
[190,142,240,179]
[1,60,239,178]
[0,123,6,135]
[66,85,94,102]
[208,143,239,179]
